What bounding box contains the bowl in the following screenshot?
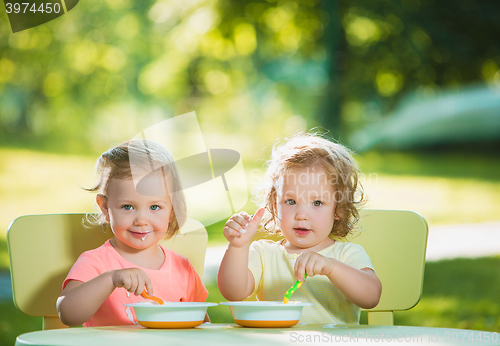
[124,302,218,328]
[220,301,312,328]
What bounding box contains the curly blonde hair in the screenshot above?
[85,139,186,239]
[259,133,365,239]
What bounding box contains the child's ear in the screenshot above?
[96,194,110,222]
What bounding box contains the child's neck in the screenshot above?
[282,237,335,254]
[110,238,165,270]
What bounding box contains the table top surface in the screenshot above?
[16,323,498,346]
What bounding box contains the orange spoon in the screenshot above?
[141,290,165,305]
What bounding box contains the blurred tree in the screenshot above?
[1,0,499,151]
[0,0,328,152]
[318,0,341,138]
[339,0,500,133]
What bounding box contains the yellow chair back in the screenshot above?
[250,209,428,325]
[7,213,208,330]
[353,209,428,325]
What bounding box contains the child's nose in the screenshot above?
[294,205,309,220]
[133,212,148,226]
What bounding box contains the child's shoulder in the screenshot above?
[158,245,193,267]
[322,240,368,257]
[76,239,115,261]
[249,238,284,252]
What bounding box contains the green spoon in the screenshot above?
[283,273,307,304]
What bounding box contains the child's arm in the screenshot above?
[217,208,265,301]
[57,268,153,326]
[294,251,382,309]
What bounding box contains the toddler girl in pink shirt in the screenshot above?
[57,140,208,327]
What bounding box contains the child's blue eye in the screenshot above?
[285,199,296,205]
[313,200,323,207]
[150,205,161,211]
[123,205,133,210]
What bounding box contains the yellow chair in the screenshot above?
[7,213,208,330]
[251,209,428,326]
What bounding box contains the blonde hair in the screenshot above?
[85,140,186,239]
[259,132,365,239]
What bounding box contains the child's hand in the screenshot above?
[223,207,265,248]
[112,268,153,296]
[294,251,334,281]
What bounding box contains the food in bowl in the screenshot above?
[124,302,218,328]
[220,301,312,328]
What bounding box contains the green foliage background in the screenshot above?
[1,0,500,344]
[1,0,500,150]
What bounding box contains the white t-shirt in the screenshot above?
[248,239,375,324]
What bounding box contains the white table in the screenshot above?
[15,323,498,345]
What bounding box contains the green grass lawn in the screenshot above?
[0,292,42,346]
[394,256,500,332]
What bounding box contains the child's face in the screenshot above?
[276,167,337,252]
[98,177,174,252]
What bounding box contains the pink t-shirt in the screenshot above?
[62,240,208,327]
